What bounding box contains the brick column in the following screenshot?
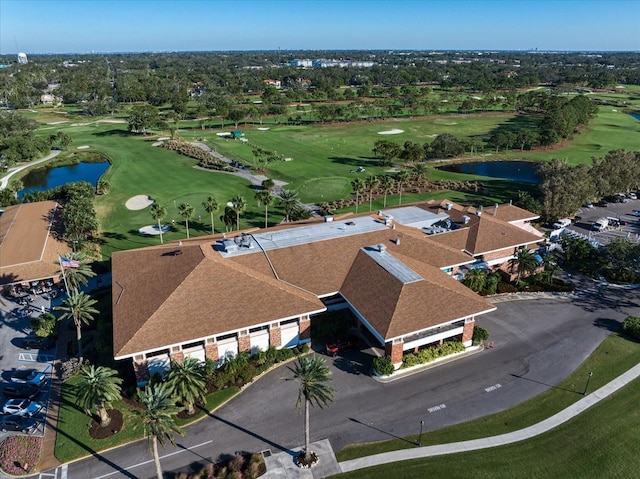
[269,325,282,348]
[132,360,149,384]
[462,318,475,347]
[299,317,311,344]
[204,342,219,362]
[169,351,184,364]
[385,340,404,369]
[238,333,251,353]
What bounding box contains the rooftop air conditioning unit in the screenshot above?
[462,215,470,224]
[378,244,387,252]
[445,203,452,210]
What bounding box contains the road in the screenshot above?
[0,150,61,190]
[55,281,640,479]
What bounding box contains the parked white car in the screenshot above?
[2,398,44,417]
[627,192,637,200]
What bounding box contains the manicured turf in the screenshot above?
[335,333,640,463]
[330,378,640,478]
[23,91,640,258]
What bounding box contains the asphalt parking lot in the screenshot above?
[561,198,640,247]
[0,293,56,441]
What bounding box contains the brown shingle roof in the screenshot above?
[228,226,473,296]
[341,250,494,340]
[112,243,324,358]
[0,201,72,286]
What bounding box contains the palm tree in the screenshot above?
[509,248,539,281]
[411,162,428,187]
[284,355,335,465]
[220,206,236,232]
[351,178,364,214]
[178,203,195,239]
[54,291,98,358]
[230,195,247,230]
[255,190,275,228]
[463,268,487,293]
[202,196,219,235]
[131,383,184,479]
[149,203,167,244]
[364,176,380,212]
[379,175,395,208]
[396,170,411,205]
[58,252,96,293]
[167,357,207,416]
[76,365,123,427]
[278,189,300,223]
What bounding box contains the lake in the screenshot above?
[18,161,110,198]
[629,113,640,121]
[438,160,541,183]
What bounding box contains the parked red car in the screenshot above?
[326,338,354,357]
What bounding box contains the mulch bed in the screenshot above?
[88,409,124,440]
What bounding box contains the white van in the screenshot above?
[593,218,609,231]
[552,218,572,229]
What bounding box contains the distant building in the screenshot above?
[17,52,28,64]
[263,79,281,89]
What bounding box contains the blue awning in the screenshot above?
[534,254,543,263]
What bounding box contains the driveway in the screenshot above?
[58,283,640,479]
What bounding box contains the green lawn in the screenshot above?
[55,377,239,463]
[335,333,640,464]
[330,377,640,478]
[22,94,639,258]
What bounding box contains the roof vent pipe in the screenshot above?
[462,215,470,224]
[445,202,452,211]
[378,244,387,253]
[476,210,482,217]
[395,237,401,245]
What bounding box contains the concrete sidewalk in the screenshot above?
[338,362,640,473]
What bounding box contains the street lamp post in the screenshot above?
[418,420,424,446]
[583,371,593,396]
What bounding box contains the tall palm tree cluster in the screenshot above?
[148,183,309,240]
[348,165,429,213]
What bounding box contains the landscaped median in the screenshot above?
[334,332,640,470]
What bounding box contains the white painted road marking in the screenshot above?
[428,403,446,413]
[92,440,213,479]
[485,383,502,392]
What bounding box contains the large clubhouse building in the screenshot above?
[111,200,542,383]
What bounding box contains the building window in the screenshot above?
[250,325,268,333]
[217,332,236,342]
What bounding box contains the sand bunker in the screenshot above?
[158,137,170,141]
[98,119,127,124]
[378,129,404,135]
[47,121,68,125]
[257,127,270,131]
[77,145,90,149]
[126,195,154,210]
[152,142,163,146]
[139,224,169,235]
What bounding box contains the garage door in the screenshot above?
[250,331,270,355]
[281,325,299,348]
[218,340,238,363]
[183,346,205,363]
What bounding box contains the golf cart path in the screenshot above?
[0,150,61,190]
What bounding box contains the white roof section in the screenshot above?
[363,245,422,284]
[382,206,449,229]
[218,216,388,257]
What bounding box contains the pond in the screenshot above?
[629,113,640,122]
[438,160,541,184]
[18,161,109,198]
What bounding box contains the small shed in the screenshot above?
[231,130,244,139]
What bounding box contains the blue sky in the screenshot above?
[1,0,639,54]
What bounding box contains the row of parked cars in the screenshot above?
[1,368,48,434]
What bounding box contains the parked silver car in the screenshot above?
[3,398,45,417]
[10,369,47,386]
